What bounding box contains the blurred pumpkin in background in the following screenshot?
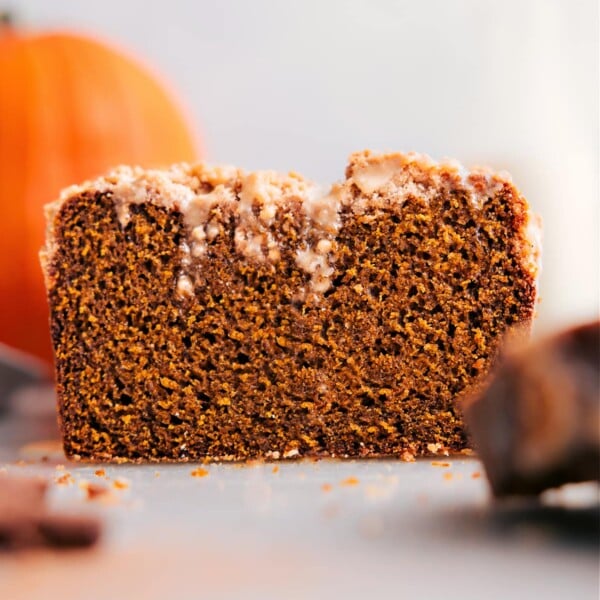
[0,14,201,364]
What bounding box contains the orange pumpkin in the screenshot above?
[0,17,200,363]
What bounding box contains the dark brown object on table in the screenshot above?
[0,474,101,549]
[464,321,600,497]
[38,514,102,548]
[41,151,540,462]
[0,476,47,547]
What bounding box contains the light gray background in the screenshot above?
[15,0,600,330]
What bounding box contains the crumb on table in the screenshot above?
[191,467,209,478]
[341,476,359,487]
[55,473,74,485]
[80,481,110,500]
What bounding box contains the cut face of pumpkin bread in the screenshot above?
[41,151,540,462]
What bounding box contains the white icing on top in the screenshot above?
[293,185,343,295]
[345,151,514,213]
[176,274,194,298]
[45,151,540,303]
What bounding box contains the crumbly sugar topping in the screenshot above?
[345,150,512,211]
[44,151,540,299]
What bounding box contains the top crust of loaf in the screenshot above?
[41,150,541,297]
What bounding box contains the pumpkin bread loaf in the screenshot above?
[41,151,540,462]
